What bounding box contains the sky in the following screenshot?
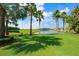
[11,3,79,29]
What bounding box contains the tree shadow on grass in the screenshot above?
[32,36,61,46]
[3,35,62,55]
[4,42,46,54]
[0,37,16,47]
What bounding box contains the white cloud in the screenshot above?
[35,3,45,11]
[35,3,45,6]
[25,21,39,29]
[17,19,39,29]
[19,3,45,11]
[32,22,39,29]
[60,7,70,13]
[43,11,52,18]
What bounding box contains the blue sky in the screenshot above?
[15,3,79,29]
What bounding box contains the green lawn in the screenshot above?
[9,29,39,35]
[0,32,79,56]
[19,29,39,34]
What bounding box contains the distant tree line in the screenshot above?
[53,6,79,33]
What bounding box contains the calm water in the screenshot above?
[34,31,58,34]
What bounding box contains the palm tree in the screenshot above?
[25,3,37,35]
[5,4,16,35]
[0,3,17,36]
[53,10,60,32]
[0,3,28,37]
[60,12,67,31]
[34,10,44,33]
[4,3,19,35]
[5,3,27,35]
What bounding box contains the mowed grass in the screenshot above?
[19,29,39,34]
[0,32,79,56]
[9,29,39,35]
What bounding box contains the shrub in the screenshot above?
[8,27,20,33]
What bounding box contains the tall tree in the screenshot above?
[60,12,67,31]
[67,6,79,33]
[25,3,37,35]
[0,3,27,36]
[35,10,44,33]
[5,4,17,35]
[6,3,27,35]
[3,3,19,35]
[53,10,60,32]
[0,4,6,37]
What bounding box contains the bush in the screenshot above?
[8,27,20,33]
[74,25,79,33]
[57,28,61,32]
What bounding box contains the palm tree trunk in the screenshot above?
[5,18,9,35]
[0,16,5,37]
[39,20,40,34]
[0,16,2,37]
[29,13,32,35]
[0,5,6,37]
[56,19,59,32]
[63,19,64,31]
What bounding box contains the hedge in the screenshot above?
[8,27,20,33]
